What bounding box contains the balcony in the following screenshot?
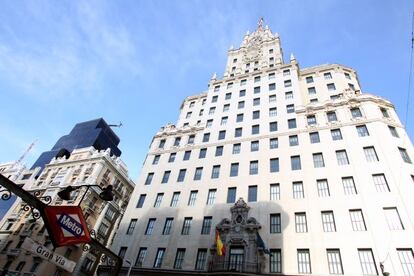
[209,260,261,274]
[6,248,21,256]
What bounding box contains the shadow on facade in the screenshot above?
[98,198,288,275]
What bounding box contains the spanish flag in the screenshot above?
[216,230,225,256]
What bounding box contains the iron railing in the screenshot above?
[209,260,261,274]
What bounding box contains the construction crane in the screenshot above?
[13,140,37,168]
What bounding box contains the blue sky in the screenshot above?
[0,0,413,184]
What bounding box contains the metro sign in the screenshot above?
[42,205,91,247]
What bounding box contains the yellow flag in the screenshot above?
[216,230,225,256]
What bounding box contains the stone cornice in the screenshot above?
[300,63,356,76]
[154,123,204,139]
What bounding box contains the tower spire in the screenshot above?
[257,17,264,31]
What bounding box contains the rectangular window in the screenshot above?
[153,248,165,268]
[158,139,166,149]
[270,249,282,273]
[397,249,414,276]
[188,191,198,206]
[162,218,174,235]
[240,79,246,86]
[399,147,412,163]
[253,110,260,119]
[248,185,258,202]
[250,161,259,175]
[317,179,330,197]
[297,249,311,274]
[251,141,259,152]
[284,80,292,87]
[203,133,210,142]
[269,72,275,79]
[177,169,186,182]
[235,127,243,137]
[269,94,276,102]
[215,146,223,157]
[380,107,390,118]
[336,150,349,165]
[209,107,216,115]
[327,83,336,91]
[169,153,176,162]
[358,249,378,275]
[218,130,226,140]
[225,92,232,100]
[152,155,160,165]
[357,125,370,137]
[254,86,261,93]
[286,104,295,113]
[154,193,164,207]
[136,194,146,208]
[288,119,297,129]
[212,96,218,103]
[344,72,351,79]
[230,163,239,177]
[270,122,278,132]
[269,83,276,91]
[388,126,399,137]
[327,111,337,122]
[135,248,147,267]
[173,137,181,146]
[174,249,186,269]
[350,209,366,231]
[252,125,260,134]
[211,165,220,179]
[295,213,308,233]
[199,109,204,116]
[170,192,180,207]
[289,135,299,146]
[238,101,245,109]
[188,135,195,144]
[236,113,244,123]
[145,218,156,235]
[307,115,317,126]
[270,184,280,200]
[285,91,293,100]
[161,171,171,183]
[239,90,246,97]
[183,151,191,161]
[321,211,336,232]
[351,107,362,118]
[227,187,237,203]
[145,173,154,185]
[253,97,260,106]
[308,87,316,95]
[364,146,379,162]
[309,132,320,143]
[206,119,213,128]
[227,82,233,89]
[201,217,212,235]
[269,107,277,117]
[383,207,404,230]
[331,129,343,140]
[306,76,314,83]
[342,177,357,195]
[270,158,279,173]
[223,104,230,112]
[313,153,325,168]
[126,219,137,234]
[207,189,216,205]
[195,249,207,270]
[327,249,344,275]
[372,174,390,192]
[199,148,207,159]
[186,112,192,119]
[194,167,203,181]
[291,156,301,170]
[233,143,241,154]
[270,138,278,149]
[270,213,281,233]
[293,182,304,199]
[181,217,192,235]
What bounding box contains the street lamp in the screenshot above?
[57,184,114,202]
[125,259,133,276]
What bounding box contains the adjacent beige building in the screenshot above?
[0,147,134,275]
[104,20,414,275]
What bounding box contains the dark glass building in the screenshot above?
[31,118,121,173]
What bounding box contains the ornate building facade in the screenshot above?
[0,147,134,275]
[103,20,414,275]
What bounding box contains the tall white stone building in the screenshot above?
[105,20,414,275]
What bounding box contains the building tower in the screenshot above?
[32,118,122,174]
[103,19,414,275]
